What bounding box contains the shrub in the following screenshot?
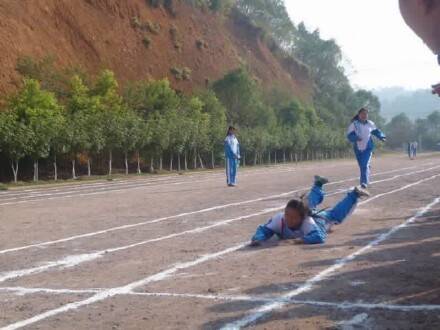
[142,35,151,48]
[170,66,191,80]
[182,67,192,80]
[170,66,183,80]
[142,21,161,34]
[131,16,141,29]
[169,25,183,51]
[0,183,8,191]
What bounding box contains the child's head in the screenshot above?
[284,199,308,229]
[352,107,369,122]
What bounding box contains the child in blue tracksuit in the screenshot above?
[224,126,240,187]
[347,108,386,188]
[250,176,370,245]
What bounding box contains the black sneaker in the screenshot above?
[354,186,370,198]
[314,175,329,186]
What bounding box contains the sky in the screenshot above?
[285,0,440,91]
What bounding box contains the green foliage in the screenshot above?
[213,68,269,127]
[235,0,296,49]
[9,79,64,161]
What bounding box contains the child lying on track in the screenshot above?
[250,176,370,246]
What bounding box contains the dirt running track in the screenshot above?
[0,153,439,330]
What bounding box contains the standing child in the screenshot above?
[250,176,370,246]
[224,126,240,187]
[411,141,418,159]
[347,108,386,188]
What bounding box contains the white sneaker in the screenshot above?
[354,186,370,198]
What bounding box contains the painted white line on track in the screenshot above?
[2,178,440,329]
[2,287,440,313]
[1,164,437,256]
[0,163,432,206]
[0,167,306,201]
[0,208,281,283]
[1,169,438,284]
[0,243,248,330]
[220,195,440,330]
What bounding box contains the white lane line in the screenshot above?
[220,196,440,330]
[0,286,101,295]
[2,181,439,330]
[0,243,248,330]
[2,287,440,312]
[0,208,281,283]
[0,162,431,206]
[1,164,436,256]
[1,170,438,284]
[0,160,350,197]
[0,167,305,201]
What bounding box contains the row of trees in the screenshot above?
[385,111,440,150]
[0,70,229,183]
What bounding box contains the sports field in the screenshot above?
[0,153,439,330]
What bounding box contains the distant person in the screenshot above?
[347,108,386,188]
[407,141,413,159]
[224,126,240,187]
[411,141,418,158]
[250,175,370,246]
[399,0,440,96]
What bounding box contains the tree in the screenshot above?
[385,113,414,149]
[213,68,268,127]
[93,70,125,176]
[120,109,149,175]
[9,79,63,181]
[197,90,227,168]
[0,110,32,183]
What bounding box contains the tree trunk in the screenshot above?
[193,150,197,169]
[137,151,141,174]
[33,160,38,182]
[72,159,77,179]
[169,152,173,171]
[11,160,18,183]
[198,154,204,169]
[178,153,181,172]
[211,150,215,169]
[87,158,92,177]
[159,155,163,171]
[283,151,286,163]
[254,152,258,166]
[274,151,277,164]
[108,150,113,176]
[150,156,154,173]
[295,153,298,163]
[242,153,246,167]
[53,154,58,181]
[290,152,293,162]
[268,151,271,165]
[184,151,188,171]
[125,151,129,175]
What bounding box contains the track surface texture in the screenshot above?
[1,153,439,330]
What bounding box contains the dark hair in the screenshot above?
[351,107,368,122]
[227,126,236,135]
[285,199,309,219]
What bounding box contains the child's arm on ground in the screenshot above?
[302,229,326,244]
[251,225,275,242]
